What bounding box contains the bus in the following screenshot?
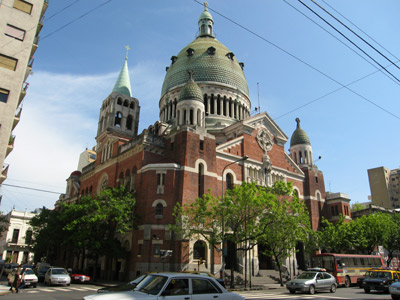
[311,253,385,287]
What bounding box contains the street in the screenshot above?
[2,284,395,300]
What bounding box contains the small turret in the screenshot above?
[289,118,313,166]
[198,2,214,38]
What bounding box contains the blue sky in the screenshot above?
[2,0,400,212]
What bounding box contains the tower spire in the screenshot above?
[112,46,132,97]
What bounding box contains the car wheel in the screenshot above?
[309,285,315,295]
[364,288,370,293]
[330,284,336,293]
[289,289,296,294]
[344,276,351,288]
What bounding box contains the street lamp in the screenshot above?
[221,155,248,283]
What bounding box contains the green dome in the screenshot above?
[290,118,311,147]
[178,77,203,102]
[199,9,213,22]
[161,37,249,98]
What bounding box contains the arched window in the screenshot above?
[226,173,233,190]
[193,240,206,260]
[155,203,163,216]
[126,115,133,130]
[131,167,137,191]
[118,172,124,187]
[125,169,131,190]
[123,100,129,107]
[130,102,135,109]
[117,98,122,105]
[198,163,204,198]
[114,112,122,127]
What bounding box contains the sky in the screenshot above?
[1,0,400,213]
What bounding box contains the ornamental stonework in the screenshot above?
[256,128,273,152]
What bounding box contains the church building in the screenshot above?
[58,4,351,280]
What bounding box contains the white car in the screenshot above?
[44,267,71,286]
[21,268,38,287]
[83,272,244,300]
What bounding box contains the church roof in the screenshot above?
[290,118,311,147]
[178,73,203,102]
[112,58,132,97]
[161,7,249,98]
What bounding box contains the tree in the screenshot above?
[382,213,400,266]
[61,185,136,280]
[350,213,391,254]
[317,215,353,253]
[30,207,67,264]
[257,181,311,286]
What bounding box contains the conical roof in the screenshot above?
[112,59,132,97]
[290,118,311,147]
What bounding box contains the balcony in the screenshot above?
[12,108,22,130]
[29,36,39,59]
[6,135,16,157]
[18,82,29,105]
[0,164,9,184]
[40,1,49,21]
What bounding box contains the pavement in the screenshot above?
[0,284,10,296]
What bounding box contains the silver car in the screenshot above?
[44,267,71,286]
[389,280,400,300]
[286,270,337,294]
[84,272,244,300]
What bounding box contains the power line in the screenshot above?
[282,0,400,87]
[1,184,63,195]
[312,0,400,71]
[297,0,400,84]
[193,0,400,121]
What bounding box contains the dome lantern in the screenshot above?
[198,2,214,37]
[289,118,313,166]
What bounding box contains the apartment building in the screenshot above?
[368,166,400,209]
[0,0,48,183]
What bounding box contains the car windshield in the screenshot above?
[296,272,317,280]
[39,268,49,273]
[134,274,168,295]
[52,268,67,275]
[370,272,391,279]
[24,269,34,275]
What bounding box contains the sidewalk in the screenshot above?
[0,285,10,296]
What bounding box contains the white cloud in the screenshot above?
[3,61,164,212]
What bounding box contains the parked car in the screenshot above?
[362,268,400,293]
[389,280,400,299]
[357,269,373,288]
[44,267,71,286]
[4,263,19,275]
[286,269,337,294]
[21,268,38,288]
[35,266,50,283]
[97,274,146,293]
[84,272,244,300]
[70,273,91,283]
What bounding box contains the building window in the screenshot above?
[155,203,163,217]
[0,54,18,71]
[25,230,32,244]
[199,140,204,151]
[157,172,166,194]
[154,244,161,256]
[0,88,9,103]
[315,176,318,183]
[13,0,33,14]
[5,24,25,41]
[198,163,204,197]
[226,173,233,190]
[193,240,206,260]
[11,229,19,243]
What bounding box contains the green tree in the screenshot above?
[257,181,311,286]
[350,213,391,255]
[61,186,136,280]
[317,215,353,253]
[30,207,67,264]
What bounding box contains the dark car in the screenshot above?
[35,267,50,283]
[357,270,373,288]
[363,268,400,293]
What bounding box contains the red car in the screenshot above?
[70,273,90,283]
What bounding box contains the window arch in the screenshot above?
[155,203,163,217]
[226,173,233,190]
[198,163,204,198]
[117,98,122,105]
[130,101,135,109]
[123,99,129,107]
[114,112,122,127]
[193,240,206,260]
[126,115,133,130]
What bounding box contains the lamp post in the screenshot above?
[221,155,248,283]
